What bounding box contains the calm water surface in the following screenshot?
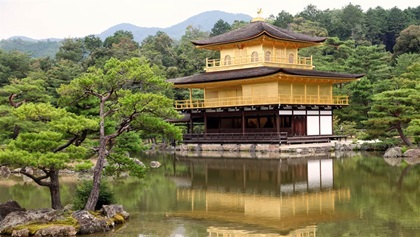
[1,152,419,237]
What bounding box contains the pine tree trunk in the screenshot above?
[84,99,107,211]
[396,124,412,147]
[84,149,106,211]
[49,169,62,210]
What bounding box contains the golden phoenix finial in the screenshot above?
[257,8,263,15]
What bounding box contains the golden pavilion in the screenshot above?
[168,16,363,144]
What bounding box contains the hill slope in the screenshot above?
[1,10,251,57]
[97,10,251,42]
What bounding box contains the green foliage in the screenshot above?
[297,4,322,22]
[407,119,420,146]
[0,105,95,168]
[272,11,294,28]
[1,76,52,105]
[74,160,94,172]
[73,180,115,210]
[359,138,400,151]
[392,53,420,77]
[393,25,420,58]
[103,30,138,49]
[0,49,32,87]
[175,26,217,77]
[335,120,358,137]
[210,19,231,37]
[55,38,84,63]
[139,31,178,77]
[289,17,328,37]
[365,88,420,146]
[114,131,147,153]
[385,7,413,52]
[104,151,147,179]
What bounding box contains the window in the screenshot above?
[224,55,231,65]
[265,51,271,61]
[288,53,294,63]
[251,51,259,62]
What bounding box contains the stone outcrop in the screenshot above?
[34,226,77,237]
[0,201,26,221]
[0,208,58,232]
[11,229,30,237]
[0,201,129,236]
[72,210,110,234]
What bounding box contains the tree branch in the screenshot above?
[20,168,51,187]
[103,108,118,117]
[9,94,25,108]
[102,88,114,102]
[75,130,88,146]
[54,135,79,152]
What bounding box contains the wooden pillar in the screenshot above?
[189,88,193,107]
[242,110,245,135]
[204,112,207,133]
[330,85,333,104]
[291,83,293,103]
[189,114,193,133]
[276,109,280,134]
[318,84,320,104]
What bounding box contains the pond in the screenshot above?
[1,151,419,237]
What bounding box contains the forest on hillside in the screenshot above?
[0,4,420,148]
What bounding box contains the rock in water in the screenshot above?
[383,147,402,158]
[101,204,129,219]
[150,161,161,168]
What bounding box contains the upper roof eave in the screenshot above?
[191,21,327,47]
[167,67,365,86]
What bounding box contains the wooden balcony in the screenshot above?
[174,94,349,110]
[205,55,313,72]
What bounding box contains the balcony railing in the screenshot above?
[174,94,349,109]
[205,55,313,72]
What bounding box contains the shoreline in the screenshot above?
[171,140,365,159]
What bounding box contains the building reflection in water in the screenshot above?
[169,156,351,237]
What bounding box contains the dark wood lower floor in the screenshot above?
[182,133,347,144]
[174,104,345,145]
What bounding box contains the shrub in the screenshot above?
[359,138,399,151]
[73,180,115,210]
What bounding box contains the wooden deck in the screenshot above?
[182,133,347,144]
[183,132,288,144]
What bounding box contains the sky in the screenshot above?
[0,0,417,40]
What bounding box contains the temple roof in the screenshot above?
[191,21,327,47]
[167,67,364,85]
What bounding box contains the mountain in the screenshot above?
[1,10,251,57]
[0,38,60,58]
[97,10,251,42]
[97,23,162,43]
